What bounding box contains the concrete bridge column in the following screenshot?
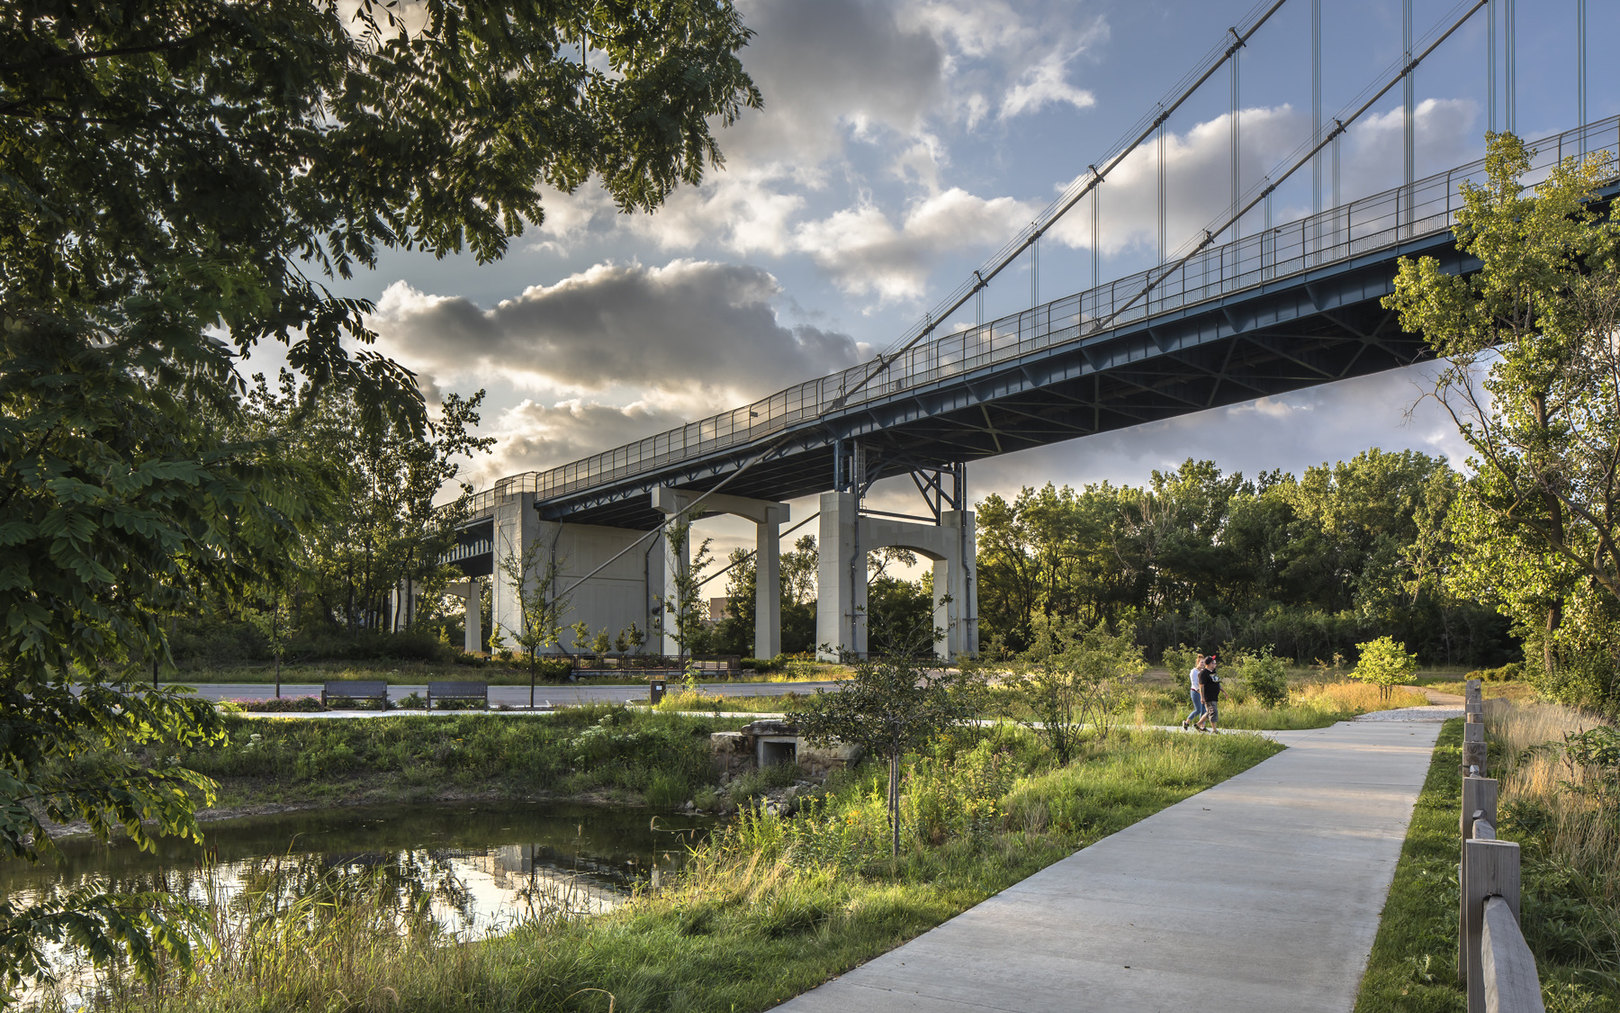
[652,487,789,661]
[756,517,782,659]
[659,525,690,658]
[816,491,865,662]
[815,494,977,663]
[937,509,978,658]
[439,579,485,653]
[491,491,547,650]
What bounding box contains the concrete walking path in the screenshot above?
[774,718,1444,1012]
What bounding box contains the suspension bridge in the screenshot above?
[414,0,1611,665]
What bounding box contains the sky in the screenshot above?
[287,0,1620,560]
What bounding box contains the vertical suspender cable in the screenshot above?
[1505,0,1515,134]
[1404,0,1414,234]
[1158,116,1167,263]
[1230,31,1241,238]
[1488,0,1497,133]
[1090,178,1100,291]
[1313,0,1322,216]
[1578,0,1587,154]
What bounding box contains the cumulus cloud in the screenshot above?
[461,398,701,489]
[368,260,863,400]
[792,187,1041,302]
[1046,105,1308,258]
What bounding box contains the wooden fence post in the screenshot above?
[1482,895,1546,1013]
[1463,721,1488,777]
[1464,837,1521,1013]
[1458,777,1499,984]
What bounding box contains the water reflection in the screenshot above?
[3,801,716,944]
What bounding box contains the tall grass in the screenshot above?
[179,708,743,811]
[1132,680,1429,730]
[47,725,1281,1013]
[1488,700,1620,999]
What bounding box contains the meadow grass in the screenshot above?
[45,725,1280,1013]
[1131,679,1429,730]
[1353,719,1466,1012]
[178,707,746,811]
[1487,700,1620,1005]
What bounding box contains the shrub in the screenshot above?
[1466,661,1524,683]
[232,696,323,713]
[1236,649,1289,709]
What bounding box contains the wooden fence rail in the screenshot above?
[1458,678,1545,1013]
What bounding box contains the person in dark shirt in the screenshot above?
[1194,654,1221,732]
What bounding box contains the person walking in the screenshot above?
[1182,654,1207,730]
[1194,654,1222,732]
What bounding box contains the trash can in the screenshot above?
[649,679,666,705]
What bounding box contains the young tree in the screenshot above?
[1384,133,1620,710]
[658,521,715,668]
[498,541,572,709]
[1013,615,1146,762]
[1351,636,1417,702]
[790,652,976,859]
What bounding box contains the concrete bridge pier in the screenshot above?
[815,491,978,663]
[445,579,482,652]
[652,486,790,660]
[490,490,664,655]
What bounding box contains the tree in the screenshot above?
[658,521,715,667]
[1013,615,1146,762]
[790,652,975,859]
[498,540,572,709]
[1351,636,1417,702]
[1,0,759,987]
[1383,133,1620,711]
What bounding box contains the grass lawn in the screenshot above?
[164,658,848,688]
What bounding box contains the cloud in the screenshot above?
[368,260,863,400]
[792,187,1040,302]
[1046,104,1308,258]
[999,45,1097,120]
[966,363,1469,501]
[461,398,700,489]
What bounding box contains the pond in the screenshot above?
[4,800,719,947]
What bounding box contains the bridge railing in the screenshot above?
[459,117,1620,521]
[1458,679,1546,1013]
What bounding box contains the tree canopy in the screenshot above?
[1384,133,1620,712]
[1,0,759,992]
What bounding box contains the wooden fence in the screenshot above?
[1458,678,1545,1013]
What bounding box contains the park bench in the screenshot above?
[320,679,389,710]
[427,680,488,710]
[688,656,740,678]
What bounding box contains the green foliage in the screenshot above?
[1466,661,1524,683]
[1011,615,1146,762]
[975,456,1510,667]
[0,679,225,997]
[1352,636,1419,702]
[1385,133,1620,715]
[789,654,977,858]
[1235,648,1289,708]
[0,0,760,985]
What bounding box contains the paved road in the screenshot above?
[171,679,844,709]
[774,716,1444,1012]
